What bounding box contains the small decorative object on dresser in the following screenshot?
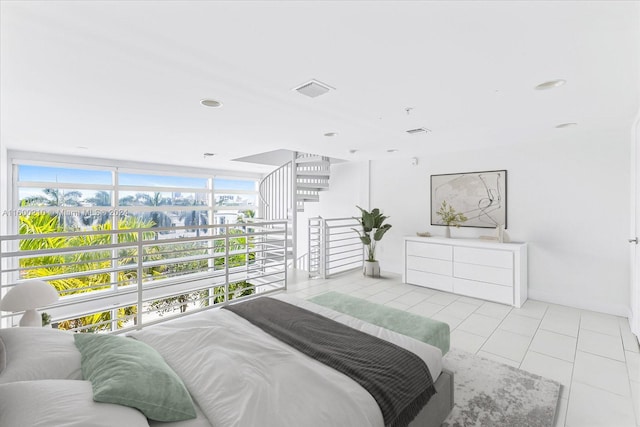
[435,201,467,238]
[353,206,392,277]
[495,224,510,243]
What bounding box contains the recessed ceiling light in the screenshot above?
[534,79,566,90]
[200,99,222,108]
[555,122,577,128]
[324,132,338,137]
[203,152,215,158]
[75,146,89,150]
[387,149,399,153]
[349,149,358,154]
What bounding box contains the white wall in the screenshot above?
[0,141,8,318]
[296,161,369,263]
[0,142,7,237]
[367,129,630,316]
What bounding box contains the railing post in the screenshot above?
[224,224,230,302]
[321,218,327,279]
[136,230,143,327]
[307,218,311,273]
[290,152,298,267]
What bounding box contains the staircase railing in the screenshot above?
[258,161,292,222]
[258,152,331,269]
[308,217,363,279]
[296,252,309,271]
[258,160,295,262]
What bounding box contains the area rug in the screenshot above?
[442,348,562,427]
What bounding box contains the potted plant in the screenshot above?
[436,201,467,237]
[353,206,392,277]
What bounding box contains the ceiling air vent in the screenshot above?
[294,79,335,98]
[406,127,431,135]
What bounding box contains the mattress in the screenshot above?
[131,294,444,427]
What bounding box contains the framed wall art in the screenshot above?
[431,170,507,228]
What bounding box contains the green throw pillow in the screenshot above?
[74,333,196,422]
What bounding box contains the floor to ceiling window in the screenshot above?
[0,156,281,331]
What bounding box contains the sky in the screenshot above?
[18,165,257,191]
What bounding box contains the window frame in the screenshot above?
[1,152,270,330]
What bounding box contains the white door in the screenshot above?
[631,114,640,339]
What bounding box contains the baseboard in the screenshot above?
[528,288,630,318]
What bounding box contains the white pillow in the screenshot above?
[0,327,82,383]
[0,380,150,427]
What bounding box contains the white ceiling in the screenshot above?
[1,1,638,174]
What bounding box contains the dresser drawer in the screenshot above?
[453,278,513,305]
[406,241,452,261]
[454,246,513,269]
[407,255,452,276]
[454,262,513,286]
[406,270,453,292]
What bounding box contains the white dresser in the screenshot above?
[403,236,528,307]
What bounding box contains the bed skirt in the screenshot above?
[409,368,454,427]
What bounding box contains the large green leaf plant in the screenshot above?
[352,206,392,262]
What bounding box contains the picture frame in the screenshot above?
[431,170,507,229]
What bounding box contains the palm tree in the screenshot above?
[21,188,83,229]
[22,188,83,207]
[82,190,112,226]
[85,190,111,206]
[179,199,209,236]
[135,192,168,207]
[118,195,136,206]
[119,192,173,236]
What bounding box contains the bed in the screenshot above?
[0,294,453,427]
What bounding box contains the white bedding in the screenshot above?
[131,295,443,427]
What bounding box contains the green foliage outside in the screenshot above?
[17,209,256,332]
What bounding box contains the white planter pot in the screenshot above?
[363,260,380,277]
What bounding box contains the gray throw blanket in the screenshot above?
[224,297,436,427]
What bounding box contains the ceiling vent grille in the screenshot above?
[294,79,335,98]
[406,127,431,135]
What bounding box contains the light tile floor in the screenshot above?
[285,270,640,427]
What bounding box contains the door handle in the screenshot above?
[630,238,638,244]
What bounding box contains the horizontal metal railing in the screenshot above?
[0,221,288,332]
[308,217,363,279]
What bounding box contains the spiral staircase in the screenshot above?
[258,152,331,265]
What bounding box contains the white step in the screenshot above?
[295,155,329,165]
[297,180,329,187]
[296,170,331,178]
[297,184,329,192]
[296,161,331,168]
[298,194,320,202]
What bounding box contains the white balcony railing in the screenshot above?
[308,217,363,279]
[0,221,288,332]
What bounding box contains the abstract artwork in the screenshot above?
[431,170,507,228]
